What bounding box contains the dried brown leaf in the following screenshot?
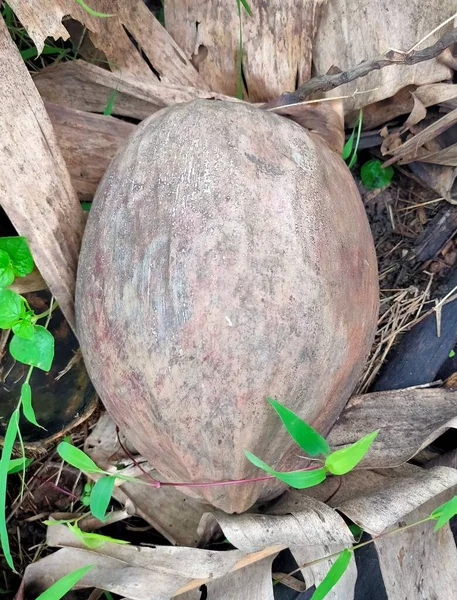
[165,0,325,101]
[357,84,457,131]
[327,387,457,469]
[34,61,237,120]
[0,16,84,329]
[8,0,205,88]
[314,1,455,112]
[46,102,135,200]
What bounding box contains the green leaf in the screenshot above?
[0,289,24,328]
[20,382,44,429]
[360,159,394,190]
[35,565,94,600]
[0,249,14,288]
[449,349,456,358]
[20,44,68,61]
[347,110,363,169]
[239,0,252,16]
[12,319,35,340]
[104,89,118,116]
[267,397,330,456]
[244,450,327,489]
[7,456,32,475]
[310,549,352,600]
[0,237,34,277]
[90,476,116,521]
[0,408,19,570]
[347,523,363,538]
[57,442,106,474]
[10,325,54,370]
[342,130,355,161]
[67,522,129,548]
[75,0,114,17]
[431,496,457,531]
[325,430,379,475]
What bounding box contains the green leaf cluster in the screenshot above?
[0,237,54,371]
[245,397,379,489]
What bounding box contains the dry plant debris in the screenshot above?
[1,1,457,599]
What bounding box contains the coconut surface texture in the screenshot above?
[76,99,379,513]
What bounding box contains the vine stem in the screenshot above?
[114,427,321,488]
[275,515,434,584]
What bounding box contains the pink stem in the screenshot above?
[114,426,321,489]
[151,465,320,488]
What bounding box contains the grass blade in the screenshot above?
[342,130,355,160]
[7,457,32,475]
[245,450,327,489]
[57,442,105,474]
[103,89,118,116]
[267,397,330,456]
[325,430,379,475]
[35,565,94,600]
[311,549,352,600]
[90,476,116,521]
[239,0,252,16]
[20,381,44,429]
[347,110,363,169]
[0,408,19,570]
[75,0,114,17]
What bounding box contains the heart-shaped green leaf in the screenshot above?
[0,249,14,288]
[90,476,116,521]
[57,442,106,474]
[325,430,379,475]
[310,548,352,600]
[244,450,327,489]
[0,289,24,328]
[267,397,330,456]
[431,496,457,531]
[10,325,54,370]
[0,237,34,277]
[12,319,35,340]
[361,159,394,190]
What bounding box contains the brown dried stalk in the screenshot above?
[264,27,457,108]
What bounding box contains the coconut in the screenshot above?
[76,99,378,513]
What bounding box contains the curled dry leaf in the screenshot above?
[380,93,427,155]
[270,99,345,155]
[0,16,84,329]
[7,0,206,88]
[383,107,457,167]
[201,499,357,599]
[352,83,457,130]
[327,387,457,468]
